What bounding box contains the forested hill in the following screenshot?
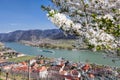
[0,29,76,42]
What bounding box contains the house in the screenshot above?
[16,53,25,57]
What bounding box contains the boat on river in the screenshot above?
[40,50,55,53]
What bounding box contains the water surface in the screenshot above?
[4,42,120,67]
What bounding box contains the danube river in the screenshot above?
[4,42,120,67]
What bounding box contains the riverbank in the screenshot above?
[20,39,88,50]
[0,42,25,60]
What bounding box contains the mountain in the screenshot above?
[0,29,76,42]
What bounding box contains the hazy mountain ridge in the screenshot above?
[0,29,76,42]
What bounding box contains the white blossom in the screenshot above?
[119,9,120,13]
[103,14,114,21]
[48,11,117,51]
[48,11,74,30]
[73,23,82,30]
[46,0,119,54]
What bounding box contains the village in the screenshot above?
[0,42,25,61]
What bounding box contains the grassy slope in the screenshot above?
[7,56,35,62]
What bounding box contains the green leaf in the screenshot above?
[85,4,89,8]
[41,5,51,11]
[91,13,97,18]
[112,8,117,13]
[88,44,95,49]
[96,45,102,50]
[95,1,98,3]
[79,13,85,17]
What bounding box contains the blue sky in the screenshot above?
[0,0,56,33]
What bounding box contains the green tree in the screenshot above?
[41,0,120,59]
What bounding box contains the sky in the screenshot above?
[0,0,57,33]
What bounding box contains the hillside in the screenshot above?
[0,29,76,42]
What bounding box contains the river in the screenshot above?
[4,42,120,67]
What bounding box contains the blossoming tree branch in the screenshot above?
[42,0,120,58]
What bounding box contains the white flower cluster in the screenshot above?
[85,28,116,51]
[103,14,114,21]
[47,10,72,30]
[97,14,114,22]
[48,10,82,32]
[48,10,117,51]
[119,9,120,14]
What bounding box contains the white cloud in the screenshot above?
[9,23,20,26]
